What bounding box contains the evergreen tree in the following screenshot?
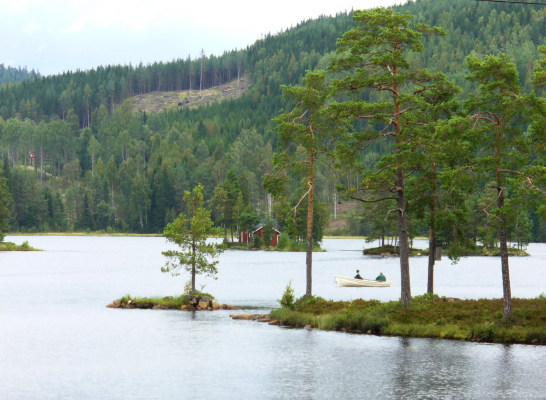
[162,184,223,293]
[0,168,13,241]
[465,53,535,318]
[329,8,445,305]
[265,70,333,296]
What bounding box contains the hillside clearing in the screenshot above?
[126,76,250,113]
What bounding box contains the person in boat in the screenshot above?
[354,270,363,279]
[375,272,386,282]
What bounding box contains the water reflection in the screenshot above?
[270,329,318,400]
[393,337,413,397]
[495,345,515,398]
[391,338,477,399]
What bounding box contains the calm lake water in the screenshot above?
[1,236,545,400]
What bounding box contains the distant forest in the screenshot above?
[0,64,39,86]
[0,0,544,243]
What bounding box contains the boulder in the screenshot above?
[230,314,255,320]
[198,300,211,310]
[106,299,122,308]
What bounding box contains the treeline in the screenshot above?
[0,51,246,128]
[0,64,39,86]
[0,103,276,234]
[0,0,544,243]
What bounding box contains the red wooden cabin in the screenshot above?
[240,226,280,247]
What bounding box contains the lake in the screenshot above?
[0,236,545,399]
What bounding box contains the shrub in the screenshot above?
[317,313,348,330]
[252,233,263,249]
[278,281,295,310]
[294,294,327,309]
[470,322,497,341]
[276,233,291,249]
[413,293,440,302]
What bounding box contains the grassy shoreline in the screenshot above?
[7,232,162,237]
[363,245,529,257]
[269,295,546,345]
[0,241,41,251]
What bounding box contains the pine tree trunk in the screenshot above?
[427,226,436,294]
[427,172,437,295]
[498,188,512,318]
[191,242,196,293]
[397,167,412,305]
[392,68,411,306]
[306,150,315,297]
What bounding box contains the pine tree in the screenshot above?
[465,53,536,318]
[162,184,223,293]
[329,8,445,305]
[265,70,333,296]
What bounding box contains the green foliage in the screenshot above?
[251,233,263,249]
[270,308,315,328]
[412,293,440,302]
[276,233,291,249]
[294,294,327,311]
[0,0,544,248]
[119,294,192,308]
[162,184,223,292]
[278,281,296,310]
[0,65,38,85]
[0,168,13,241]
[329,7,450,305]
[0,240,40,251]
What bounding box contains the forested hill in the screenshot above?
[0,0,545,239]
[1,0,545,124]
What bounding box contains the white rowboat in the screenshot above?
[335,276,391,288]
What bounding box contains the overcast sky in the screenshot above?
[1,0,406,76]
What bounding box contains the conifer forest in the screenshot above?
[0,0,544,252]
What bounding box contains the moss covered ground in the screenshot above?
[270,295,546,345]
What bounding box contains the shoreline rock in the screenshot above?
[106,296,237,311]
[229,313,282,326]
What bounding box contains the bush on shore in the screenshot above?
[0,241,40,251]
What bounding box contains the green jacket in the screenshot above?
[376,273,386,282]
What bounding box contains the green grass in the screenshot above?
[269,295,546,345]
[0,241,41,251]
[118,290,217,309]
[120,294,191,308]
